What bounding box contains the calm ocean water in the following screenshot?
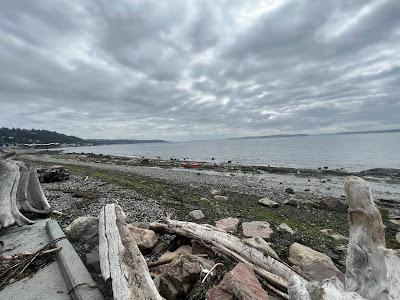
[64,132,400,171]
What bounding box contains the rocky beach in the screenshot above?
[12,150,400,299]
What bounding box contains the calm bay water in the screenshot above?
[64,132,400,171]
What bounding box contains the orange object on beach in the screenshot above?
[180,162,201,169]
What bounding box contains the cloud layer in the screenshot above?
[1,0,399,140]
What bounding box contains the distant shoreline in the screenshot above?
[229,128,400,140]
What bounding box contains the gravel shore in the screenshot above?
[18,152,400,263]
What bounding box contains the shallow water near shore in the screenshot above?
[64,132,400,171]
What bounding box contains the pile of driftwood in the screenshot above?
[98,177,400,300]
[0,160,51,229]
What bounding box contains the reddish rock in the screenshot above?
[206,263,269,300]
[242,221,273,239]
[126,224,158,250]
[215,218,240,233]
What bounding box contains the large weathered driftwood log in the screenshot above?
[345,176,400,299]
[291,176,400,299]
[98,204,162,300]
[0,161,34,229]
[149,219,306,292]
[0,160,51,229]
[16,162,51,214]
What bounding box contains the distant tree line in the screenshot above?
[0,127,84,144]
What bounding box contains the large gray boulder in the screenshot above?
[64,216,98,246]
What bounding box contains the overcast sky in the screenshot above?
[1,0,399,140]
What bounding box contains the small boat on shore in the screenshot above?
[180,162,201,169]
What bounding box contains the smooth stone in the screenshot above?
[319,196,348,212]
[242,221,273,239]
[258,197,279,208]
[278,223,295,235]
[64,216,98,246]
[187,210,205,220]
[126,224,158,250]
[215,218,240,233]
[210,189,221,196]
[289,242,344,283]
[214,195,228,201]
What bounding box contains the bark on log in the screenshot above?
[98,204,162,300]
[0,160,34,229]
[149,220,307,290]
[345,176,400,299]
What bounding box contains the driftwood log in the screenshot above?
[291,176,400,299]
[0,160,50,229]
[98,204,162,300]
[345,176,400,299]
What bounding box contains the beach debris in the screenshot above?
[0,160,51,229]
[187,209,205,220]
[213,195,228,201]
[285,187,295,194]
[288,242,344,283]
[0,240,61,290]
[389,219,400,226]
[149,245,193,268]
[126,224,158,251]
[244,237,279,260]
[157,252,214,299]
[319,196,347,212]
[206,263,270,300]
[215,217,240,233]
[242,221,273,239]
[152,241,169,256]
[37,165,69,183]
[320,229,348,241]
[64,216,99,246]
[278,223,295,235]
[258,197,279,208]
[210,189,221,196]
[99,204,162,299]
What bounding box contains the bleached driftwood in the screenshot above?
[149,219,306,292]
[345,176,400,299]
[99,204,162,300]
[0,160,34,229]
[291,176,400,299]
[16,162,51,214]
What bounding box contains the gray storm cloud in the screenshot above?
[0,0,399,140]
